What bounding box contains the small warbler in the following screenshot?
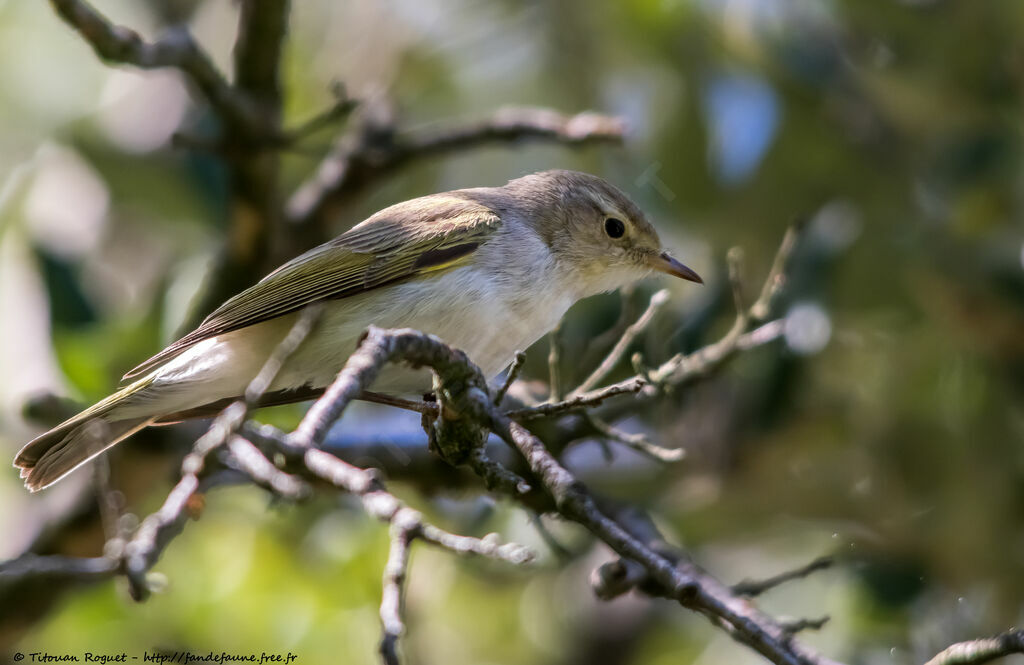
[14,170,701,491]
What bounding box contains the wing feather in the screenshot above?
[124,194,501,379]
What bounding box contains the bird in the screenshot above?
[14,169,702,491]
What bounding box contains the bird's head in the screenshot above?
[503,170,702,297]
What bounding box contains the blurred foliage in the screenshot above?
[2,0,1024,663]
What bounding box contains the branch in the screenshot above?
[379,523,411,665]
[8,317,1016,665]
[583,411,684,462]
[490,418,838,665]
[285,106,626,230]
[0,554,116,588]
[4,321,533,665]
[733,556,834,598]
[232,0,289,113]
[579,285,640,369]
[493,351,527,406]
[505,377,648,420]
[226,435,308,500]
[751,221,803,322]
[301,442,533,665]
[405,107,627,155]
[276,325,837,665]
[20,226,1006,665]
[780,616,830,635]
[573,288,669,396]
[48,0,264,135]
[504,226,801,426]
[280,85,358,144]
[180,0,295,329]
[923,631,1024,665]
[252,418,533,665]
[121,305,323,599]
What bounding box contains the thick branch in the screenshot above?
[49,0,264,134]
[233,0,289,111]
[181,0,293,328]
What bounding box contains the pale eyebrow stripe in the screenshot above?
[587,188,627,220]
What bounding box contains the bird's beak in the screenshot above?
[649,251,703,284]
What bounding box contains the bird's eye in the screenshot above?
[604,218,626,238]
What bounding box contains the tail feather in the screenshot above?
[16,416,155,492]
[14,376,157,492]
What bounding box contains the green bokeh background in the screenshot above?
[2,1,1023,664]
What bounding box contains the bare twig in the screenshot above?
[573,289,670,396]
[92,456,124,543]
[781,616,830,635]
[509,228,800,424]
[378,500,533,665]
[360,391,438,415]
[583,412,684,463]
[505,377,648,420]
[493,351,527,405]
[379,523,412,665]
[279,413,533,665]
[226,435,309,500]
[647,245,750,388]
[751,222,803,322]
[245,305,324,404]
[733,556,834,598]
[737,319,787,350]
[506,319,787,422]
[648,227,800,387]
[922,630,1024,665]
[405,107,626,156]
[580,284,640,369]
[282,85,358,144]
[246,426,534,568]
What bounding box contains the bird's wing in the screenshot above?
[123,194,502,379]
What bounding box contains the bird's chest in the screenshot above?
[385,264,573,378]
[283,239,574,392]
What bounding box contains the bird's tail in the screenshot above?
[14,377,158,492]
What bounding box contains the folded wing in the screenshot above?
[124,193,502,379]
